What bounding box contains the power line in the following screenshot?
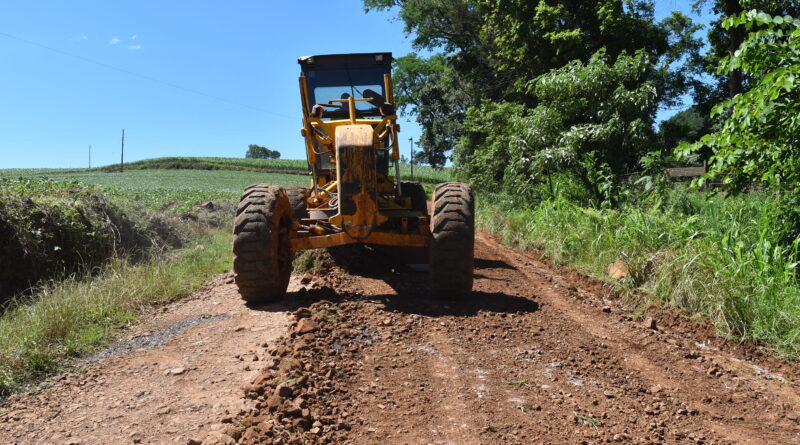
[0,31,294,120]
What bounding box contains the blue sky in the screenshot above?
[1,1,712,168]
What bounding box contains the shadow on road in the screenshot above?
[244,243,539,317]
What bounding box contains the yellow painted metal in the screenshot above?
[298,76,317,165]
[348,96,357,124]
[294,69,424,251]
[335,125,378,239]
[291,231,429,250]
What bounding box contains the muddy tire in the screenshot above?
[430,182,474,298]
[232,184,293,303]
[285,186,310,221]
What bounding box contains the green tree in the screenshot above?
[366,0,700,167]
[245,144,280,159]
[458,49,658,207]
[679,10,800,195]
[658,107,708,152]
[392,54,472,167]
[691,1,800,119]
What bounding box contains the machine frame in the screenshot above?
[292,52,430,250]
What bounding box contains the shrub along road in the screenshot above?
[2,235,799,444]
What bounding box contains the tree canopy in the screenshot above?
[245,145,280,159]
[679,10,800,195]
[365,0,700,168]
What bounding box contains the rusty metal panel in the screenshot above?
[335,125,377,239]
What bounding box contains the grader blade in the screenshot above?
[336,125,378,239]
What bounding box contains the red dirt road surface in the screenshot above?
[3,235,800,444]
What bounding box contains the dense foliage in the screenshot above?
[457,49,658,206]
[365,0,700,169]
[691,1,800,122]
[680,11,800,195]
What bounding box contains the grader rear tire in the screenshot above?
[430,182,474,298]
[285,186,310,221]
[232,184,293,303]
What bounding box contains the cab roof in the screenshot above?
[298,52,393,71]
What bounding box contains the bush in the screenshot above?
[457,49,657,207]
[478,188,800,358]
[0,178,183,304]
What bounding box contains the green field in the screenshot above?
[86,156,451,185]
[0,156,452,212]
[0,169,306,213]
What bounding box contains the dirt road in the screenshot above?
[3,235,800,444]
[0,276,291,445]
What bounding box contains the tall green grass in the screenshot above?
[478,189,800,358]
[0,229,232,396]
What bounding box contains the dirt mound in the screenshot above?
[206,302,357,444]
[0,184,186,304]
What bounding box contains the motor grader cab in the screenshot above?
[232,52,474,303]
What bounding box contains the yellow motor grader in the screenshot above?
[232,52,473,302]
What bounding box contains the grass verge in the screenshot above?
[0,229,231,396]
[477,189,800,359]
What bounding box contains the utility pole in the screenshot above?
[408,137,414,180]
[120,129,125,173]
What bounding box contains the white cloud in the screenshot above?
[130,34,138,40]
[128,44,142,50]
[108,37,121,45]
[74,35,88,41]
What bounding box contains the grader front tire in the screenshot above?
[430,182,474,298]
[232,184,293,303]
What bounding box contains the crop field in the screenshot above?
[5,169,310,193]
[0,157,452,211]
[92,156,451,183]
[0,169,309,213]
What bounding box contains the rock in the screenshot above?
[643,317,657,330]
[197,201,214,210]
[282,401,302,417]
[295,307,312,319]
[165,367,187,376]
[275,383,294,398]
[224,277,234,284]
[279,357,302,372]
[295,318,318,334]
[187,439,202,445]
[602,306,612,313]
[608,260,628,280]
[266,393,282,411]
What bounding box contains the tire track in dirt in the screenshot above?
[477,234,795,443]
[224,236,800,444]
